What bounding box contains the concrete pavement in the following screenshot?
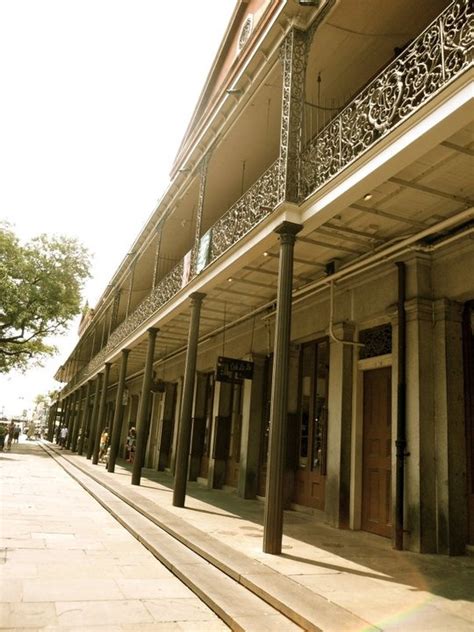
[0,441,228,631]
[51,441,474,632]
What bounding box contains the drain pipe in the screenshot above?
[395,261,407,550]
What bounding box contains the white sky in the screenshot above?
[0,0,236,418]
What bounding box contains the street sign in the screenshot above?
[216,356,254,382]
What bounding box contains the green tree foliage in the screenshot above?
[0,223,91,373]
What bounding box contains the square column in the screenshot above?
[238,354,266,499]
[404,296,437,552]
[326,322,355,529]
[433,299,467,554]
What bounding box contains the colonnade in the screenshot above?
[49,221,300,555]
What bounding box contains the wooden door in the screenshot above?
[294,340,329,510]
[362,367,392,538]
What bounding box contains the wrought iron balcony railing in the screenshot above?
[300,0,473,199]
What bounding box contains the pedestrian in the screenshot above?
[126,427,136,463]
[27,422,35,441]
[0,424,6,452]
[59,426,68,448]
[13,425,20,443]
[6,421,15,451]
[99,427,109,462]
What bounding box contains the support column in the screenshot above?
[173,292,205,506]
[70,385,85,451]
[132,329,159,485]
[326,322,355,529]
[47,403,56,442]
[87,374,103,460]
[92,363,111,465]
[77,381,92,456]
[192,155,210,274]
[263,221,302,554]
[433,299,467,554]
[126,261,136,318]
[59,398,68,431]
[108,349,130,473]
[66,391,78,449]
[278,28,308,203]
[152,222,164,289]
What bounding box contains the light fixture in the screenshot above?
[298,0,320,6]
[263,251,269,257]
[227,277,233,282]
[363,193,373,201]
[226,88,243,96]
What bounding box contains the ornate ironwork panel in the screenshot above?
[301,0,473,199]
[279,28,308,203]
[192,153,210,274]
[210,159,280,260]
[359,324,392,360]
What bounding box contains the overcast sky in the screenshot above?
[0,0,236,417]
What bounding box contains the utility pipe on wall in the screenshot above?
[395,261,407,550]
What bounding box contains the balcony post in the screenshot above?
[92,362,111,465]
[192,154,210,273]
[77,380,92,456]
[66,390,79,449]
[87,374,103,460]
[108,349,130,473]
[173,292,205,507]
[263,221,302,554]
[132,329,159,485]
[71,385,85,451]
[152,222,164,289]
[278,28,308,203]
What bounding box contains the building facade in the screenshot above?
[50,0,474,555]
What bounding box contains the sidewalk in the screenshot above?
[56,443,474,632]
[0,441,228,630]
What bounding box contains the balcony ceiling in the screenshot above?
[305,0,450,113]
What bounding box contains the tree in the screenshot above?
[0,223,91,373]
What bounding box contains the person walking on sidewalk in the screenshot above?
[99,427,109,462]
[59,426,68,448]
[6,421,15,451]
[0,424,6,452]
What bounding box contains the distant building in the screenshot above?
[51,0,474,555]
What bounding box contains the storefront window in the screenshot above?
[298,339,329,474]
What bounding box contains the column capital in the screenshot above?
[405,297,433,323]
[147,327,159,336]
[433,298,463,324]
[274,221,303,238]
[121,348,131,356]
[189,292,206,303]
[329,321,356,341]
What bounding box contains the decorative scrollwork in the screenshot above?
[301,0,473,199]
[359,324,392,360]
[279,28,308,203]
[210,159,280,260]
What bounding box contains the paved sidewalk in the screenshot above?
[0,442,228,631]
[2,441,474,631]
[60,443,474,632]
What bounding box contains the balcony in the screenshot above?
[62,0,472,394]
[300,0,472,199]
